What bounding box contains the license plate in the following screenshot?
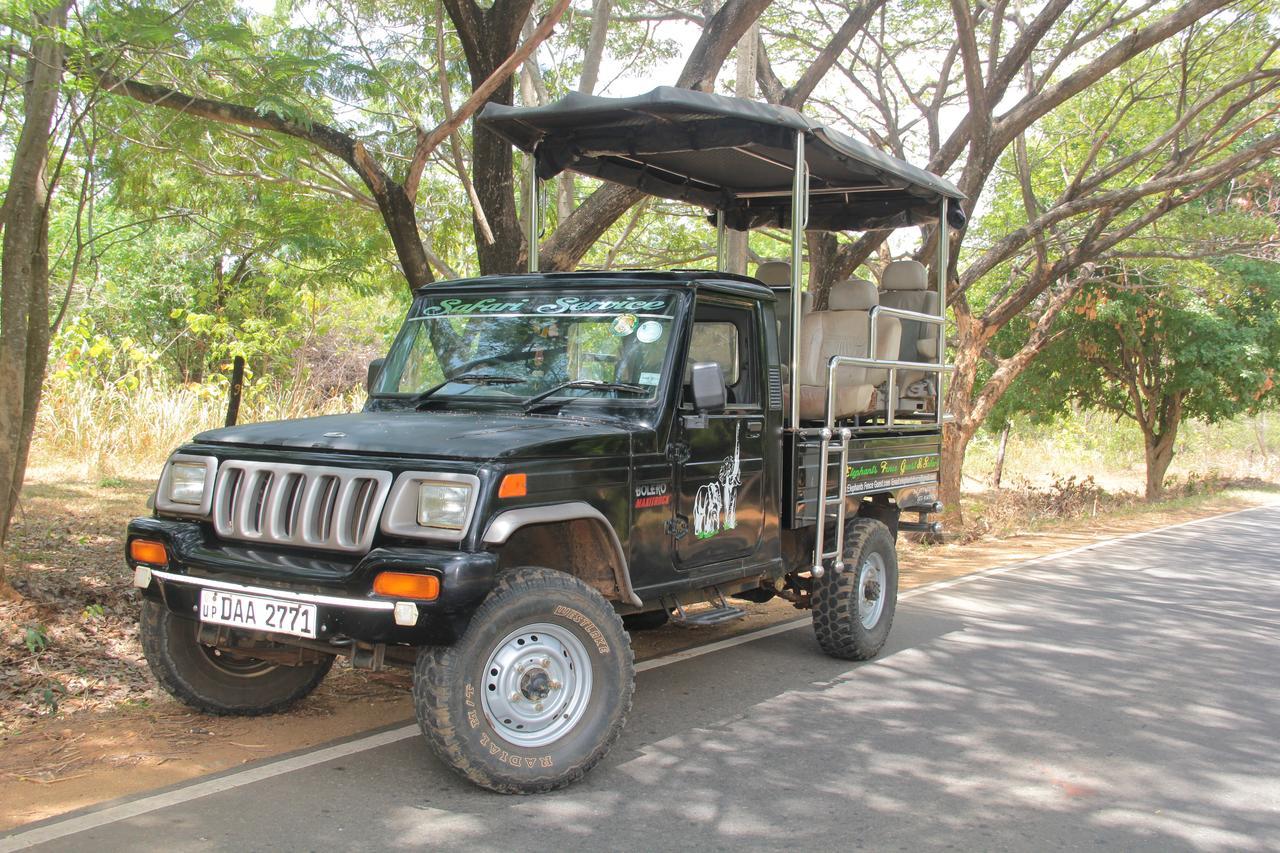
[198,589,318,639]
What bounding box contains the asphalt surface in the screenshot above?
[6,506,1280,851]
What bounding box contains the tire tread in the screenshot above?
[140,600,333,716]
[812,518,898,661]
[413,567,634,794]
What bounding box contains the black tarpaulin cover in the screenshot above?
[477,87,965,232]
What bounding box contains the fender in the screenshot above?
[482,502,642,607]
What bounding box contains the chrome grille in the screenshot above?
[212,461,392,553]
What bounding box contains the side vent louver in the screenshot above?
[768,366,784,410]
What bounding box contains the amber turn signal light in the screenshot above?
[498,473,527,498]
[372,571,440,600]
[130,539,168,566]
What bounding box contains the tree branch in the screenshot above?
[405,0,572,200]
[781,0,885,108]
[538,0,773,270]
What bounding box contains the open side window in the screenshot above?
[683,299,759,409]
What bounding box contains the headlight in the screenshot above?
[381,472,479,541]
[168,462,208,506]
[417,482,472,530]
[155,454,217,516]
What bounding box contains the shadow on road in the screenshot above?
[26,509,1280,852]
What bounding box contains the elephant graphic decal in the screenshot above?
[692,424,742,539]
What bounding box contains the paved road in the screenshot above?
[6,506,1280,852]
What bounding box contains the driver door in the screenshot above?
[672,298,766,572]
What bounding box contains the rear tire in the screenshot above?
[140,599,333,715]
[812,518,898,660]
[413,567,633,794]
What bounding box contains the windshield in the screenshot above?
[375,288,681,409]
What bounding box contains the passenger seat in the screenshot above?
[796,280,900,420]
[752,262,793,361]
[879,260,940,390]
[754,261,790,287]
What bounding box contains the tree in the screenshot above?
[1003,257,1280,499]
[772,0,1280,522]
[0,1,71,580]
[92,0,573,294]
[0,0,775,557]
[535,0,774,271]
[87,0,777,282]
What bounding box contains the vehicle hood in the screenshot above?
[192,410,634,461]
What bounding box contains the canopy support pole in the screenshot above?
[936,198,948,427]
[715,209,726,271]
[787,131,806,430]
[526,153,540,273]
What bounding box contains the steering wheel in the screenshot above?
[447,342,568,377]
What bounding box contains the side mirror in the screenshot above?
[690,362,727,413]
[367,357,386,393]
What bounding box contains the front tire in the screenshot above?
[414,567,634,794]
[140,599,334,715]
[812,518,898,660]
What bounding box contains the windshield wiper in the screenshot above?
[412,373,523,408]
[521,380,648,411]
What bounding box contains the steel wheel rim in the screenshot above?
[481,622,593,748]
[197,644,278,677]
[857,552,887,629]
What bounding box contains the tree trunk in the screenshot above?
[1141,391,1186,501]
[375,179,434,291]
[806,232,847,307]
[992,422,1010,489]
[0,2,69,584]
[443,0,536,275]
[940,415,979,532]
[1144,430,1178,501]
[471,87,521,275]
[937,307,987,527]
[536,0,773,271]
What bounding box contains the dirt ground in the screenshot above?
[0,474,1275,831]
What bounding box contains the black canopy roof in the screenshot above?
[477,87,966,232]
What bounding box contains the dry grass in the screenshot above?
[8,380,1279,734]
[965,412,1280,495]
[32,376,363,481]
[953,474,1279,543]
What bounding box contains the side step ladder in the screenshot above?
[667,587,747,628]
[811,426,853,579]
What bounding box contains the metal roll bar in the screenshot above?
[805,196,952,576]
[521,126,953,580]
[526,153,540,273]
[868,303,947,429]
[787,130,808,430]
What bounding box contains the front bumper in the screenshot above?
[127,516,500,646]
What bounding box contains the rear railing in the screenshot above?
[800,306,950,577]
[868,303,949,430]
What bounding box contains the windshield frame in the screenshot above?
[370,284,689,417]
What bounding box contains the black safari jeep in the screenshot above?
[125,88,965,793]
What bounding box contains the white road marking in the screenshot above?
[634,616,809,672]
[2,502,1273,851]
[0,725,420,852]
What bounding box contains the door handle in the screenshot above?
[747,421,763,434]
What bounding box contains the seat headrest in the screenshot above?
[800,291,814,313]
[755,261,791,287]
[829,279,878,311]
[882,259,928,291]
